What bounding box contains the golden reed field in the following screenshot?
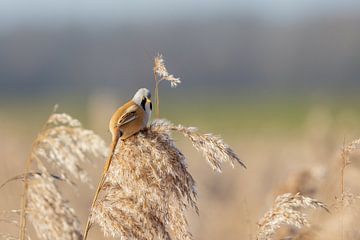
[1,56,360,240]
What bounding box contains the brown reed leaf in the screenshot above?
[257,193,328,240]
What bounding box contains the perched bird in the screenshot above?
[109,88,152,152]
[83,88,152,239]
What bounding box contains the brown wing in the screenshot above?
[117,104,138,127]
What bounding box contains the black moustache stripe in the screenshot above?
[141,98,146,110]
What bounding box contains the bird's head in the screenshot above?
[132,88,152,112]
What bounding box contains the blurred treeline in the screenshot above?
[1,16,360,96]
[1,15,360,138]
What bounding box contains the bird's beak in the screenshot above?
[146,98,151,103]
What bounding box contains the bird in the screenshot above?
[108,88,152,152]
[83,89,152,240]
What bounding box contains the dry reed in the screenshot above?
[340,138,360,200]
[26,161,82,240]
[88,119,245,240]
[152,119,246,171]
[5,112,108,240]
[257,193,328,240]
[34,113,107,184]
[338,138,360,240]
[153,53,180,117]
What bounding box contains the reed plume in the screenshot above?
[153,53,181,117]
[34,113,107,184]
[340,138,360,200]
[257,193,328,240]
[151,119,246,171]
[13,112,107,240]
[338,138,360,240]
[89,119,245,240]
[26,161,82,240]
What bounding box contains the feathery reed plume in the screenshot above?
[257,193,328,240]
[88,119,244,240]
[338,191,360,209]
[35,113,107,184]
[16,112,107,240]
[153,54,180,117]
[273,167,326,240]
[27,162,81,240]
[90,122,196,240]
[152,119,246,172]
[340,138,360,200]
[338,138,360,239]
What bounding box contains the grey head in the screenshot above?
[132,88,151,105]
[132,88,152,124]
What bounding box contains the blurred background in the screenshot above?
[1,0,360,239]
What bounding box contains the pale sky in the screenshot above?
[1,0,360,28]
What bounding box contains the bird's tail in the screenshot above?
[105,134,120,172]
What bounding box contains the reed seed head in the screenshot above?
[257,193,328,240]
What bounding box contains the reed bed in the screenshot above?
[2,54,360,240]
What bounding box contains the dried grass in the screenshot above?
[34,113,107,184]
[337,138,360,240]
[340,138,360,198]
[6,112,108,240]
[153,54,181,88]
[152,119,246,172]
[89,119,245,239]
[27,161,82,240]
[153,53,180,117]
[257,193,328,240]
